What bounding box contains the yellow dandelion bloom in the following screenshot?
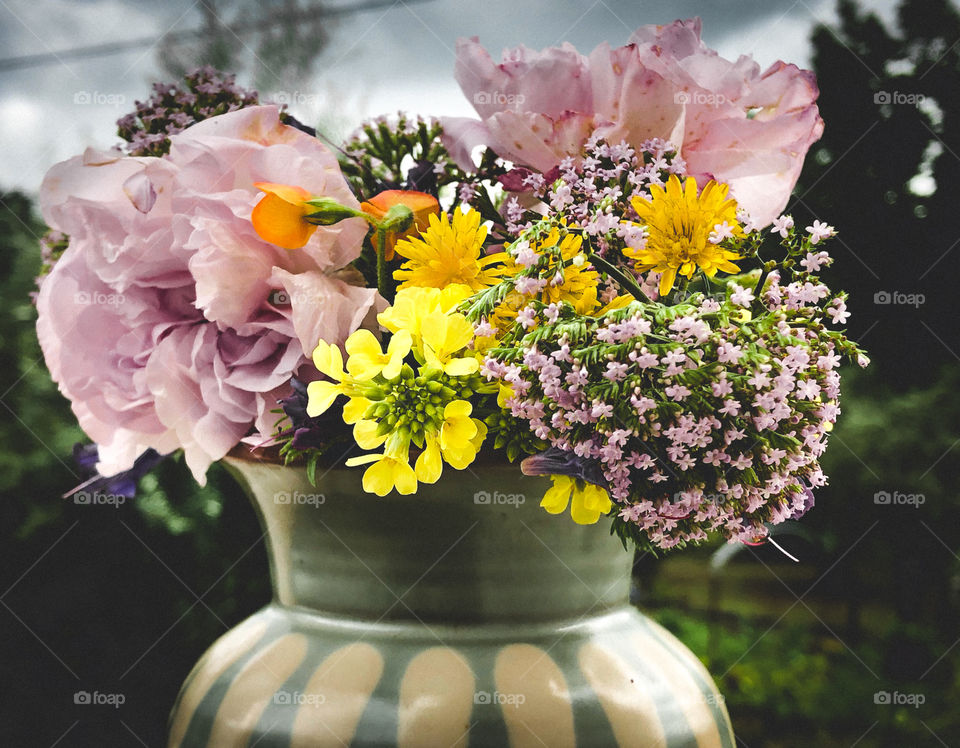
[393,208,508,291]
[628,175,743,296]
[538,229,600,312]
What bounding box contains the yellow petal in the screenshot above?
[415,437,443,484]
[383,330,413,380]
[658,267,677,297]
[540,476,573,515]
[346,329,386,380]
[312,340,345,380]
[468,418,487,453]
[444,356,480,377]
[570,484,613,525]
[353,419,386,450]
[443,400,473,420]
[342,396,372,424]
[362,458,396,496]
[306,380,341,417]
[345,453,382,467]
[393,462,419,495]
[440,441,479,470]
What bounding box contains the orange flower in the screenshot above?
[360,190,439,260]
[251,182,317,249]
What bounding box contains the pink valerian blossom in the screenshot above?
[806,220,835,244]
[729,284,756,307]
[771,214,795,238]
[444,18,823,225]
[801,250,832,273]
[514,275,548,295]
[487,282,863,550]
[708,221,737,244]
[37,106,377,482]
[827,299,851,325]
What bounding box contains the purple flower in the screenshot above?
[69,443,164,499]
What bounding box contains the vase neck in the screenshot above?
[227,458,632,624]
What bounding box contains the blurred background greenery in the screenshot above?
[1,0,958,745]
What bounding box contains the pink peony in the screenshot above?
[443,18,823,226]
[37,106,378,483]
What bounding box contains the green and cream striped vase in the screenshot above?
[167,456,735,747]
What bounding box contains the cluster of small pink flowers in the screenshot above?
[484,271,866,551]
[497,136,685,251]
[117,66,259,157]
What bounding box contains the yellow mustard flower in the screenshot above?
[306,286,495,498]
[420,311,480,376]
[540,476,613,525]
[346,432,418,496]
[416,400,483,482]
[378,285,473,346]
[627,175,742,296]
[393,208,510,291]
[345,329,412,381]
[306,340,354,417]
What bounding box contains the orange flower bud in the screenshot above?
[251,182,317,249]
[360,190,439,260]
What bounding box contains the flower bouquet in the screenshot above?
[35,19,866,747]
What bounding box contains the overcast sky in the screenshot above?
[0,0,902,195]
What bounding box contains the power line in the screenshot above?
[0,0,433,73]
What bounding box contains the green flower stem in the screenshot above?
[588,253,652,303]
[752,266,770,300]
[375,229,392,302]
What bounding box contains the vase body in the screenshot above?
[168,457,734,747]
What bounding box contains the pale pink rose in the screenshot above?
[444,18,823,225]
[37,105,378,482]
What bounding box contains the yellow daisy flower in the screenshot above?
[393,208,509,291]
[628,175,743,296]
